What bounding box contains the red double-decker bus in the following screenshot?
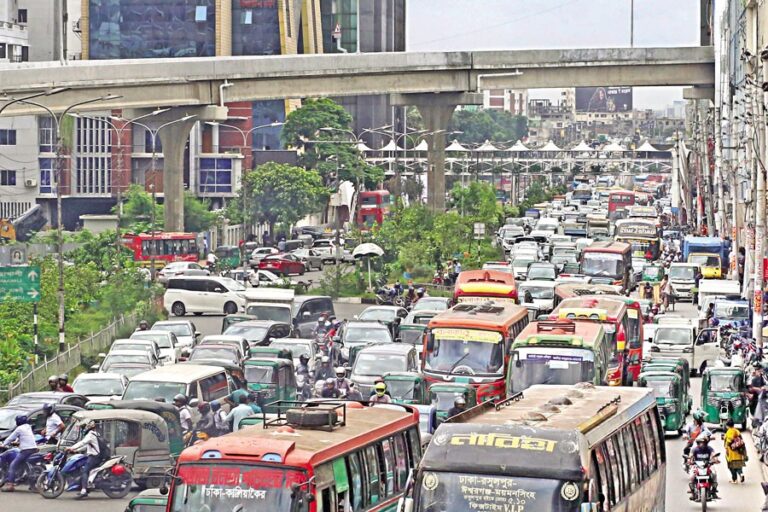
[608,190,635,220]
[423,301,530,402]
[357,190,391,229]
[121,232,199,267]
[168,401,421,511]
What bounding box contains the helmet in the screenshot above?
[14,415,28,426]
[173,394,188,405]
[314,381,325,393]
[375,382,387,395]
[692,409,706,422]
[695,433,709,444]
[48,375,58,384]
[42,403,55,415]
[210,401,221,412]
[197,402,210,413]
[59,373,68,383]
[138,320,149,328]
[85,420,97,431]
[417,288,425,297]
[454,397,466,407]
[325,378,335,386]
[321,356,330,364]
[299,353,309,363]
[335,367,346,378]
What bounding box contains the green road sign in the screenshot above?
[0,265,41,302]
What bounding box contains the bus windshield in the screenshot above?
[425,329,504,376]
[416,472,579,512]
[171,464,304,511]
[581,253,624,278]
[510,347,596,393]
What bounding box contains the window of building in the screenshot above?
[199,158,233,194]
[17,9,27,23]
[39,158,54,194]
[232,0,280,56]
[0,170,17,186]
[0,129,17,145]
[39,117,54,152]
[144,130,162,153]
[21,46,28,62]
[0,43,6,59]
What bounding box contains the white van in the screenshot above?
[698,279,740,310]
[650,319,720,375]
[243,288,295,324]
[164,276,246,317]
[122,364,234,406]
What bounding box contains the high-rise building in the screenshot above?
[483,89,528,116]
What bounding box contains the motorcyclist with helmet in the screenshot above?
[0,415,37,492]
[447,396,467,418]
[58,373,74,393]
[334,367,352,397]
[296,354,311,378]
[135,320,150,332]
[321,378,341,399]
[682,410,712,458]
[370,382,392,404]
[65,420,102,499]
[173,394,193,434]
[314,356,335,382]
[688,434,719,499]
[41,403,65,444]
[47,375,60,392]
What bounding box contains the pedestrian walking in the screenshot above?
[724,419,747,483]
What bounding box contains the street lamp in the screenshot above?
[7,94,121,352]
[69,108,170,268]
[113,115,197,280]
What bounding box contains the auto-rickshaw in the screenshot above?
[429,382,478,425]
[85,399,184,459]
[221,314,257,334]
[125,488,168,512]
[249,346,293,361]
[641,358,692,414]
[214,245,241,269]
[701,366,748,429]
[383,372,429,405]
[637,370,688,434]
[60,409,173,490]
[244,358,297,412]
[642,263,665,284]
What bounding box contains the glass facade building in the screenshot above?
[231,0,281,56]
[88,0,216,59]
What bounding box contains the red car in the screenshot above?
[258,254,305,276]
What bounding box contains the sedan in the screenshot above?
[291,248,324,271]
[98,349,157,372]
[249,247,279,268]
[412,297,452,313]
[157,261,209,284]
[258,255,306,276]
[131,330,180,364]
[151,320,199,348]
[187,344,244,367]
[72,373,128,402]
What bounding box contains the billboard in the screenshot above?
[575,87,633,113]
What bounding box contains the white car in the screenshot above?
[157,261,209,284]
[248,247,279,268]
[131,330,180,364]
[72,373,128,402]
[151,320,200,349]
[163,276,247,316]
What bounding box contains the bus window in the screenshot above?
[393,434,408,491]
[632,418,649,479]
[598,444,617,505]
[605,437,623,502]
[364,445,380,504]
[347,452,364,510]
[620,428,639,491]
[381,439,395,495]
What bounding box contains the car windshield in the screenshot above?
[154,323,193,337]
[0,408,25,430]
[220,278,246,291]
[245,305,291,323]
[245,366,274,384]
[132,333,173,348]
[103,353,149,367]
[710,373,743,392]
[399,328,424,345]
[668,266,695,280]
[270,342,311,358]
[416,472,575,512]
[122,381,185,403]
[510,347,596,393]
[345,327,392,344]
[190,348,237,362]
[413,299,449,312]
[112,343,152,353]
[654,327,692,345]
[73,378,124,396]
[527,267,556,280]
[386,379,418,401]
[714,303,750,321]
[359,309,397,322]
[512,258,534,268]
[425,329,504,376]
[582,253,623,278]
[430,390,467,410]
[690,254,720,267]
[171,464,304,511]
[353,354,407,377]
[645,378,675,399]
[519,285,554,300]
[109,365,150,378]
[224,325,269,341]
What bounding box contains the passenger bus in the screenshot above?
[608,190,635,220]
[552,296,634,386]
[401,384,665,512]
[580,241,632,291]
[614,219,661,261]
[423,302,530,402]
[453,269,517,304]
[168,401,421,511]
[121,232,199,268]
[553,283,621,310]
[507,319,611,393]
[357,190,392,229]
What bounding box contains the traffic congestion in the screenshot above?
[1,175,766,512]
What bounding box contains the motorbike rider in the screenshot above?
[642,281,653,301]
[0,415,37,492]
[58,374,74,393]
[313,380,326,398]
[314,356,335,382]
[173,394,193,434]
[314,316,329,337]
[749,365,767,416]
[346,382,363,401]
[370,382,392,404]
[321,378,341,398]
[47,375,60,392]
[135,320,150,332]
[296,374,313,401]
[688,434,719,499]
[447,396,467,418]
[682,410,712,457]
[334,367,352,397]
[296,354,311,378]
[196,402,218,438]
[210,401,228,435]
[66,420,102,499]
[41,403,65,444]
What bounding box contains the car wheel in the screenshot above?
[224,302,238,315]
[317,263,323,271]
[171,302,186,317]
[298,267,305,276]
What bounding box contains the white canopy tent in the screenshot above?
[539,141,562,151]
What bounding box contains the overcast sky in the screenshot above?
[406,0,701,110]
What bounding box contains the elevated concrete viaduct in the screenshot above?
[0,46,715,219]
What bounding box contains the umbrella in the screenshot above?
[352,243,384,290]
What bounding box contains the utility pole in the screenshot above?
[755,52,768,345]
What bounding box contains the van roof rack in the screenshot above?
[261,400,347,432]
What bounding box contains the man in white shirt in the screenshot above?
[42,403,65,443]
[224,395,254,432]
[0,415,37,492]
[66,420,102,499]
[173,394,193,434]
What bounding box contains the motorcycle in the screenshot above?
[690,455,719,510]
[0,436,49,490]
[375,284,405,307]
[36,451,133,499]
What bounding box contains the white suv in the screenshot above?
[164,276,246,317]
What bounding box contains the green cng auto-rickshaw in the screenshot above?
[214,245,241,269]
[125,489,168,512]
[642,263,665,284]
[642,358,692,414]
[429,382,478,425]
[383,372,429,405]
[244,358,297,412]
[701,366,748,429]
[638,370,688,433]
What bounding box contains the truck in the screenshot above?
[682,236,731,279]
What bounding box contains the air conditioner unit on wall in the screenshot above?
[24,178,37,188]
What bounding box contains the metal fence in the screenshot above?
[0,311,138,404]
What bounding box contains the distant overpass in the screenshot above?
[0,46,714,116]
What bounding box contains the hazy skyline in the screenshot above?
[406,0,701,110]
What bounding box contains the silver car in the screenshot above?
[291,248,324,271]
[157,261,209,284]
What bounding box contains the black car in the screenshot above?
[223,320,294,347]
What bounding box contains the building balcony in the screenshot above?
[0,21,28,45]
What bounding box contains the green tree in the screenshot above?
[183,192,218,232]
[116,185,217,233]
[448,109,528,145]
[448,181,500,226]
[233,162,329,234]
[282,98,384,189]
